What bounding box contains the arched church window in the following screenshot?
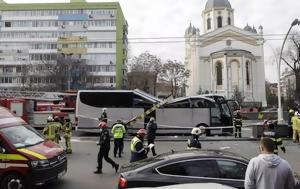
[217,16,222,28]
[228,17,231,25]
[246,61,250,85]
[216,62,222,85]
[207,18,211,30]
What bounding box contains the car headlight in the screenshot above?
[31,160,49,168]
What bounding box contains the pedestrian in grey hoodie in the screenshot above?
[245,137,295,189]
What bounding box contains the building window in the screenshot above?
[246,61,250,85]
[207,18,211,30]
[216,62,222,85]
[5,22,11,27]
[228,17,231,25]
[217,16,222,28]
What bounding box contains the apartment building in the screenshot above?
[0,0,128,90]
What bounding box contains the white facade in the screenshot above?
[185,0,267,106]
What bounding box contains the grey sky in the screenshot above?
[5,0,300,82]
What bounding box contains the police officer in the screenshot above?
[43,116,61,143]
[262,121,286,155]
[130,129,148,163]
[111,120,126,158]
[187,128,202,149]
[99,108,108,123]
[62,117,72,154]
[94,121,119,174]
[146,117,157,156]
[233,111,243,138]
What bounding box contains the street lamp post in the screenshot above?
[277,19,300,123]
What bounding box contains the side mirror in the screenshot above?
[0,147,6,154]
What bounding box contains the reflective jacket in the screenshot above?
[130,136,147,162]
[62,122,72,136]
[43,122,61,140]
[111,123,126,139]
[233,114,243,127]
[291,116,298,130]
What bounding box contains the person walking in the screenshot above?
[262,121,286,155]
[130,129,148,163]
[187,127,202,149]
[111,120,126,158]
[99,108,108,123]
[146,117,157,156]
[94,121,119,174]
[244,137,295,189]
[233,111,242,138]
[292,111,300,143]
[62,117,72,154]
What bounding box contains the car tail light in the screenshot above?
[118,176,128,188]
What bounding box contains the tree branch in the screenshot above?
[281,57,295,71]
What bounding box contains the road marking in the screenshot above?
[220,146,231,150]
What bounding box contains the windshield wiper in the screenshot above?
[21,141,44,148]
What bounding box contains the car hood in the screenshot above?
[17,140,64,160]
[131,183,236,189]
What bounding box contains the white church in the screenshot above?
[185,0,267,107]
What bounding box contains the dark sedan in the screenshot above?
[118,149,249,189]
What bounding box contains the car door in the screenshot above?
[156,159,221,184]
[216,159,247,189]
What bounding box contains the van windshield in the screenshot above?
[0,125,44,149]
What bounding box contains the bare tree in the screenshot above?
[129,52,162,95]
[281,32,300,101]
[161,60,190,97]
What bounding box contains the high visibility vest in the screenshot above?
[130,136,142,152]
[63,122,72,134]
[44,122,58,139]
[112,124,126,139]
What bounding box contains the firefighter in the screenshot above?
[94,121,119,174]
[130,129,149,163]
[43,116,61,143]
[99,108,108,123]
[62,117,72,154]
[296,112,300,145]
[53,116,62,143]
[262,121,286,155]
[111,120,126,158]
[292,111,299,143]
[187,127,202,149]
[233,111,243,138]
[288,109,295,138]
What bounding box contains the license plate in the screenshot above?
[210,129,222,134]
[58,170,66,178]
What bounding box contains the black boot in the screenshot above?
[94,168,102,174]
[114,164,119,173]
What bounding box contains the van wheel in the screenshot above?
[1,173,25,189]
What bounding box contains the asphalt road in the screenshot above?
[41,136,300,189]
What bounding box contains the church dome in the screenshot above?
[205,0,232,10]
[243,24,252,32]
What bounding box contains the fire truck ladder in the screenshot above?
[0,89,63,101]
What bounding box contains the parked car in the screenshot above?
[131,183,236,189]
[118,149,249,189]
